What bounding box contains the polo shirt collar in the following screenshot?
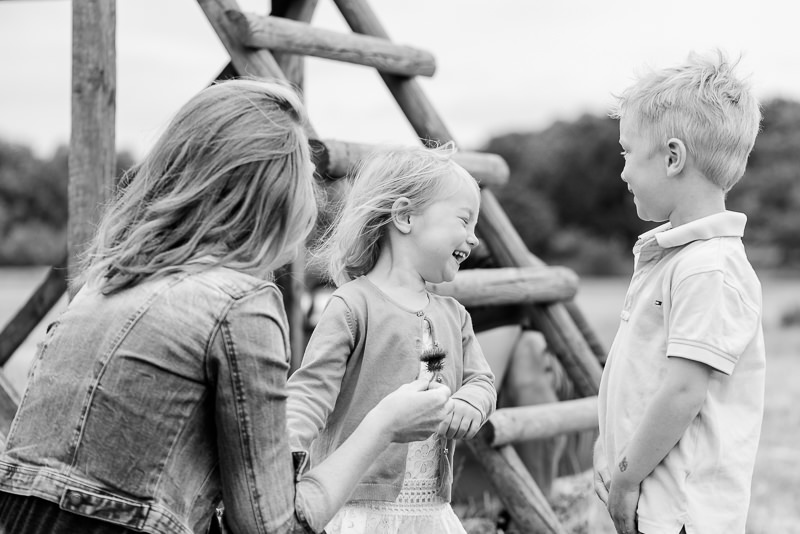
[637,211,747,249]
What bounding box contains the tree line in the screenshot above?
[1,98,798,272]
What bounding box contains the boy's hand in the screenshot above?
[438,399,482,440]
[608,479,640,534]
[592,438,611,506]
[593,466,610,507]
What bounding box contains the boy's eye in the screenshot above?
[620,150,629,158]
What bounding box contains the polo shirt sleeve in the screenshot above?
[667,270,760,375]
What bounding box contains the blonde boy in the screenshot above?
[593,51,765,534]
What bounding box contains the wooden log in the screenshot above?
[0,260,67,367]
[333,0,450,143]
[429,266,578,307]
[0,369,19,440]
[229,11,436,77]
[332,0,603,398]
[199,0,314,364]
[478,192,603,397]
[482,396,598,447]
[465,440,568,534]
[269,0,317,374]
[270,0,318,86]
[314,138,508,186]
[69,0,116,297]
[198,0,318,141]
[197,2,285,81]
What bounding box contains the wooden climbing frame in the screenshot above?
[0,1,606,531]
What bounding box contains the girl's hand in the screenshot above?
[373,379,453,443]
[438,398,483,440]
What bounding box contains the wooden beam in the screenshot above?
[313,139,509,186]
[0,258,67,367]
[198,0,315,368]
[332,0,451,142]
[465,440,568,534]
[229,11,436,77]
[429,266,578,307]
[479,192,603,396]
[198,0,286,81]
[197,0,318,141]
[269,0,318,374]
[481,396,598,447]
[270,0,318,86]
[331,0,603,398]
[69,0,116,298]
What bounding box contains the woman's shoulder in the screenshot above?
[189,266,279,300]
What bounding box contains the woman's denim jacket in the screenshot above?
[0,268,332,534]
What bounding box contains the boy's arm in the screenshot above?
[608,355,712,532]
[449,310,497,422]
[286,296,354,453]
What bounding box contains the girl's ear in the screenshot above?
[391,197,413,234]
[665,137,687,176]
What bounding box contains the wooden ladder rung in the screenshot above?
[311,139,509,187]
[428,266,579,307]
[0,369,20,440]
[227,10,436,77]
[480,396,598,447]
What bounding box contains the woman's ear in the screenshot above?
[391,197,413,234]
[665,138,687,176]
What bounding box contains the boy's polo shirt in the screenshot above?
[597,211,766,534]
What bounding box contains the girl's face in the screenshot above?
[407,170,480,284]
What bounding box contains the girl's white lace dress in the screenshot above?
[324,318,466,534]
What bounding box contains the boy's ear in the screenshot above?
[391,197,413,234]
[665,138,687,176]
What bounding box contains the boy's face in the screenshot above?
[618,116,676,223]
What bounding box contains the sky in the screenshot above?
[1,0,799,159]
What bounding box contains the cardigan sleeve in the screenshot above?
[450,309,497,424]
[286,295,355,454]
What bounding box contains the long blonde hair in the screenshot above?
[79,79,317,294]
[318,142,477,287]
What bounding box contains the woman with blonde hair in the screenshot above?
[0,79,452,534]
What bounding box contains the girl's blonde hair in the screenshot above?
[318,142,478,287]
[79,79,317,294]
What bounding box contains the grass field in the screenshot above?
[1,268,798,532]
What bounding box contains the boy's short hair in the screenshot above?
[610,50,761,192]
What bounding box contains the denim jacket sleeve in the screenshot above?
[451,309,497,424]
[208,286,317,534]
[285,295,354,454]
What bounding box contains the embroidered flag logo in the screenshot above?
[654,299,663,307]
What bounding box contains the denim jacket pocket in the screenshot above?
[59,486,150,530]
